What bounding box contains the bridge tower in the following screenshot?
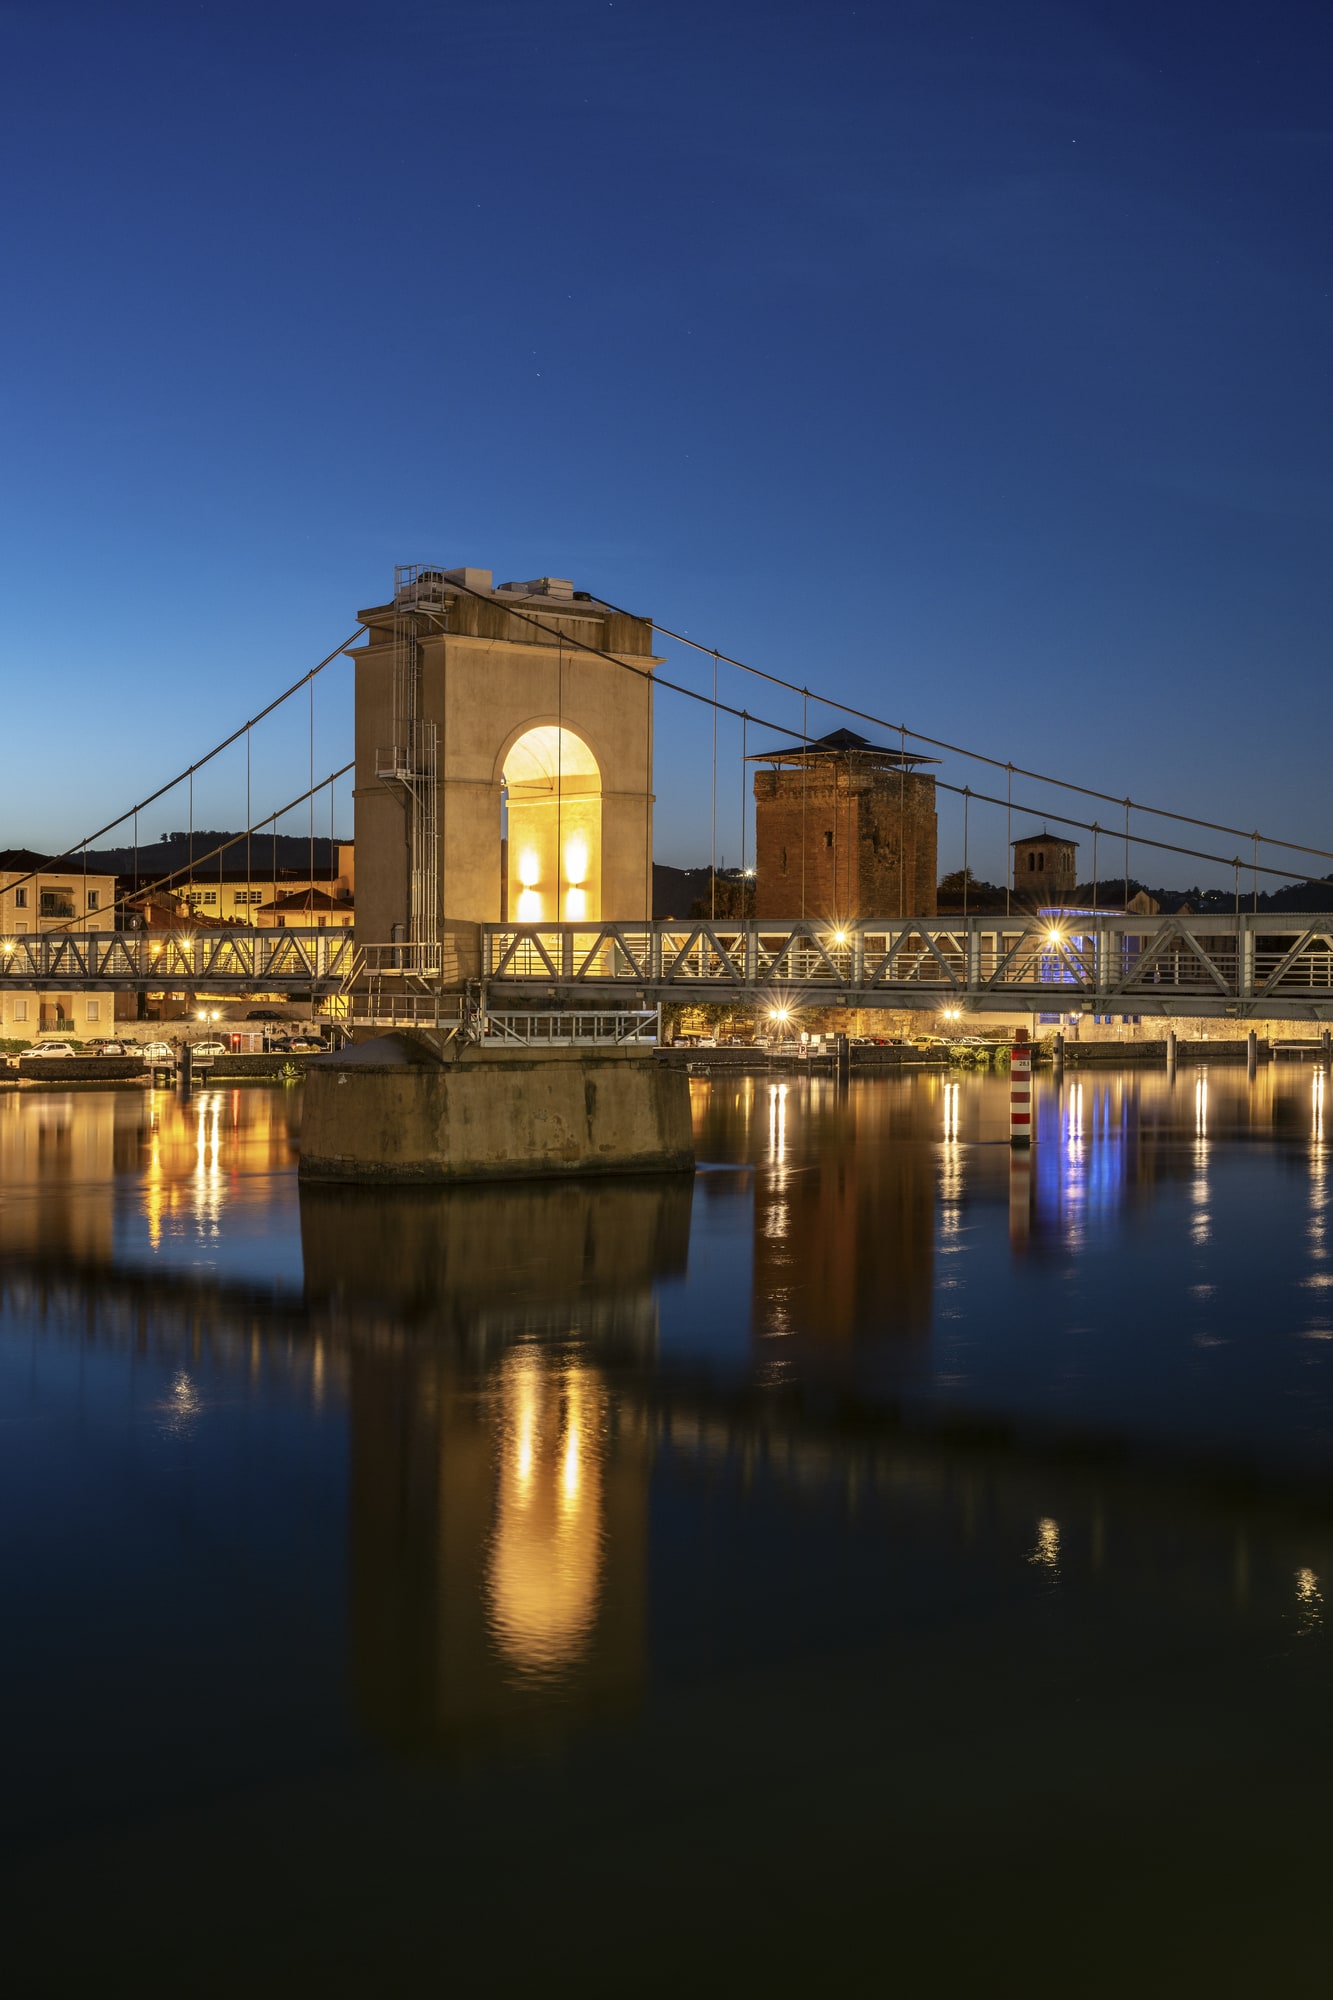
[352,568,660,972]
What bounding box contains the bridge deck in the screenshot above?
[7,914,1333,1019]
[477,913,1333,1021]
[0,928,353,994]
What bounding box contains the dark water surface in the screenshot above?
[3,1069,1333,1995]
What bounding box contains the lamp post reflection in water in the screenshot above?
[1191,1073,1211,1247]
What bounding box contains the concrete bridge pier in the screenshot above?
[298,1035,694,1185]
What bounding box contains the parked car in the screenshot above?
[96,1042,133,1057]
[15,1041,78,1061]
[283,1036,325,1053]
[192,1040,228,1058]
[138,1041,175,1062]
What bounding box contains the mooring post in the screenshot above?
[1010,1026,1032,1147]
[1166,1028,1177,1074]
[1323,1028,1331,1068]
[1247,1029,1257,1078]
[835,1031,850,1086]
[179,1038,192,1093]
[1053,1031,1065,1074]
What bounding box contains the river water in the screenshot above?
[3,1067,1332,1995]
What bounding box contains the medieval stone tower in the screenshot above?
[1011,829,1078,902]
[752,728,938,920]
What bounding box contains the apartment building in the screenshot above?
[140,842,355,925]
[0,849,121,1039]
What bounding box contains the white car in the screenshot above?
[138,1041,175,1062]
[15,1041,78,1061]
[192,1040,228,1058]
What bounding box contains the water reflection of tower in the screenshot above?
[748,1077,934,1346]
[300,1176,690,1754]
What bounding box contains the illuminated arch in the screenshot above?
[501,724,602,922]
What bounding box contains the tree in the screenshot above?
[688,872,755,919]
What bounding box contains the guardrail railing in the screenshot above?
[475,914,1333,1017]
[0,929,356,992]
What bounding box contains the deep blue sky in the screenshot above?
[2,0,1330,886]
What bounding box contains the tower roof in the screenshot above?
[1011,828,1078,848]
[748,727,937,767]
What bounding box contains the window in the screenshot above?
[14,887,26,908]
[188,889,218,906]
[1037,853,1045,872]
[14,922,27,936]
[40,890,75,918]
[86,1000,100,1021]
[823,830,833,849]
[1028,854,1036,872]
[14,1000,27,1022]
[87,890,99,910]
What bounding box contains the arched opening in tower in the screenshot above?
[502,726,602,922]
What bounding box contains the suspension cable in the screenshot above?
[591,594,1333,871]
[0,631,363,903]
[405,575,1333,893]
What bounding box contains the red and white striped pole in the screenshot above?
[1010,1026,1032,1147]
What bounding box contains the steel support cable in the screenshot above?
[1123,798,1130,909]
[101,765,355,921]
[412,578,1330,892]
[801,687,808,919]
[740,712,748,879]
[711,651,718,921]
[0,630,365,904]
[407,585,821,747]
[591,596,1333,872]
[962,788,970,921]
[1005,765,1012,917]
[309,676,316,918]
[930,777,1324,885]
[37,768,356,948]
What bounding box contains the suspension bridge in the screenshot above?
[5,563,1333,1025]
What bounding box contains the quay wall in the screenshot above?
[299,1045,694,1184]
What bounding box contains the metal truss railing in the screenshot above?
[479,914,1333,1020]
[484,1009,661,1046]
[0,929,356,993]
[359,941,444,976]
